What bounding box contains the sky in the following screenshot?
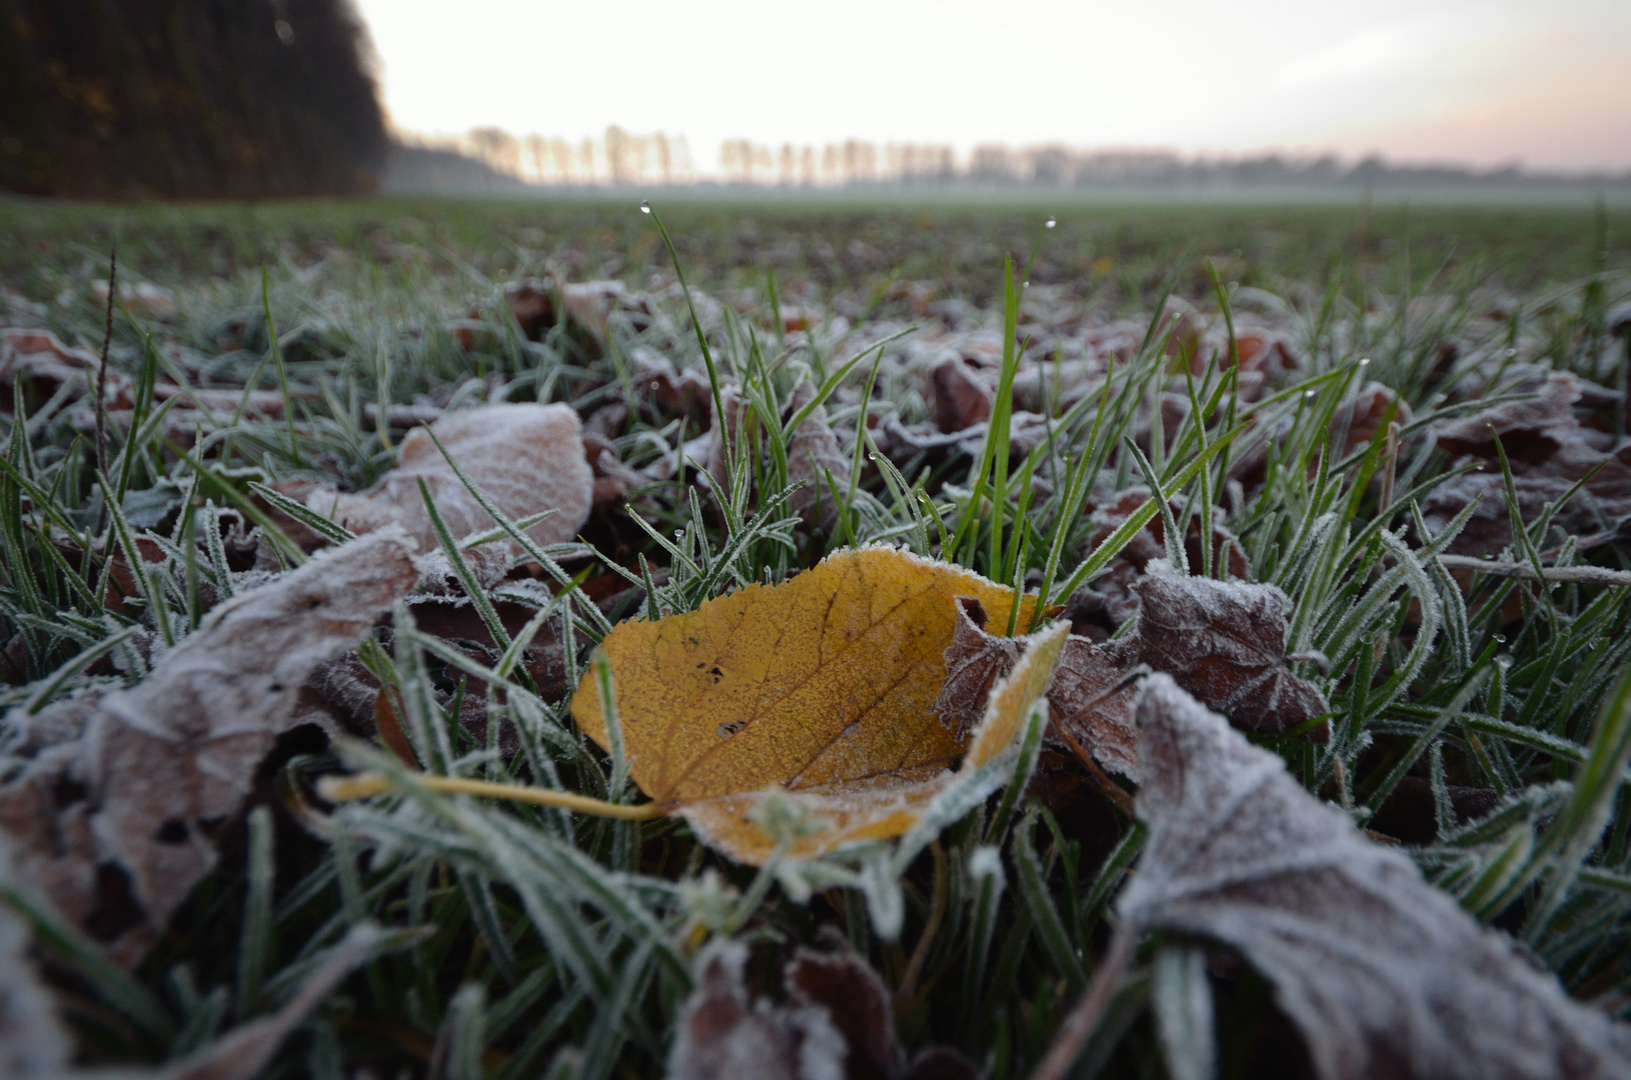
[351,0,1631,174]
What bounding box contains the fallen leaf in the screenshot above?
[667,940,842,1080]
[1118,674,1631,1080]
[0,530,418,964]
[0,858,395,1080]
[1333,381,1412,460]
[668,938,976,1080]
[1422,370,1631,556]
[1132,567,1330,741]
[930,359,992,434]
[935,566,1325,775]
[571,547,1058,863]
[505,277,654,357]
[1077,488,1249,629]
[287,402,594,563]
[934,597,1140,776]
[0,847,71,1080]
[0,328,119,413]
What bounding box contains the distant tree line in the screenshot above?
[393,128,1631,193]
[0,0,387,198]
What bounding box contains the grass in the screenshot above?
[2,192,1631,1078]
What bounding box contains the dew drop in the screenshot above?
[1506,347,1517,357]
[1045,217,1057,229]
[1496,653,1513,670]
[639,200,651,214]
[1303,389,1316,399]
[1358,357,1371,367]
[674,529,684,539]
[1495,633,1507,644]
[868,452,878,461]
[1481,552,1494,559]
[1022,280,1030,288]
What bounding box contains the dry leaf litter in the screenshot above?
[1116,674,1631,1080]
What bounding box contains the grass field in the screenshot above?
[3,193,1631,1079]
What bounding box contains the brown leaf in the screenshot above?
[1078,488,1249,629]
[667,939,975,1080]
[934,597,1140,776]
[506,278,654,356]
[937,565,1328,774]
[1333,381,1412,459]
[290,402,594,564]
[1423,370,1631,556]
[0,848,71,1079]
[668,941,844,1080]
[0,531,418,964]
[1120,675,1631,1080]
[930,359,992,434]
[1132,568,1330,741]
[0,328,111,411]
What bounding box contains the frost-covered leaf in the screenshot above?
[1120,675,1631,1080]
[1133,567,1329,740]
[0,846,71,1080]
[571,547,1057,864]
[671,607,1064,865]
[1421,369,1631,556]
[934,597,1139,776]
[667,939,976,1080]
[0,531,418,964]
[936,565,1325,773]
[287,403,594,562]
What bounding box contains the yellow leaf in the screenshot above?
[677,619,1067,863]
[570,546,1062,864]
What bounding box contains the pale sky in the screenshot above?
[352,0,1631,173]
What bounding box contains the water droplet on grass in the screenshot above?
[1358,357,1371,367]
[1045,217,1057,228]
[1496,653,1513,670]
[1303,389,1315,398]
[639,200,651,214]
[1495,633,1507,644]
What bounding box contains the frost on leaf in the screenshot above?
[1073,488,1250,629]
[668,939,976,1080]
[1420,370,1631,556]
[0,843,71,1080]
[1132,568,1329,741]
[572,547,1060,864]
[1121,675,1631,1080]
[935,597,1140,776]
[0,531,417,964]
[285,403,594,564]
[936,567,1325,776]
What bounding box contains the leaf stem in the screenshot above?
[319,773,666,821]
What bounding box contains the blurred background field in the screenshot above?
[4,194,1626,329]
